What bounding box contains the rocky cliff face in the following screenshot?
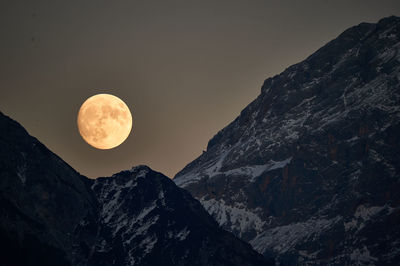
[0,111,271,266]
[174,16,400,265]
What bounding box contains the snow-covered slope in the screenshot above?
[174,16,400,265]
[0,111,272,266]
[89,166,271,266]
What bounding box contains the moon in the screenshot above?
[77,94,132,149]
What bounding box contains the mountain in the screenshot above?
[0,112,98,266]
[0,111,272,266]
[174,16,400,265]
[89,166,272,266]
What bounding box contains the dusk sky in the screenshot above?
[1,0,400,178]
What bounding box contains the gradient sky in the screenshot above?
[1,0,400,178]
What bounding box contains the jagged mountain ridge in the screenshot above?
[0,111,272,266]
[174,16,400,265]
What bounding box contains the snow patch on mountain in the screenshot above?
[223,157,292,182]
[175,157,292,187]
[92,178,137,224]
[350,246,378,265]
[250,216,342,254]
[344,204,395,232]
[201,198,266,237]
[177,227,190,241]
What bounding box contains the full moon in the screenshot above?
[77,94,132,149]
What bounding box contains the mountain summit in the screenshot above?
[174,16,400,265]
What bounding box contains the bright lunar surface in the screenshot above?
[77,94,132,149]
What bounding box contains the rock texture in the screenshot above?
[89,166,271,266]
[174,16,400,265]
[0,111,271,266]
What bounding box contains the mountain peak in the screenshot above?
[129,164,152,173]
[109,164,152,179]
[174,16,400,265]
[91,161,271,265]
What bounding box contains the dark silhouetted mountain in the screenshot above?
[0,111,272,266]
[0,112,98,266]
[174,16,400,265]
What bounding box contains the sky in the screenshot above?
[1,0,400,178]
